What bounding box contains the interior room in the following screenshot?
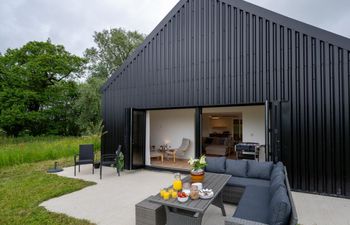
[145,109,195,170]
[202,105,266,161]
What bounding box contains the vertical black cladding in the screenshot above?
[101,0,350,197]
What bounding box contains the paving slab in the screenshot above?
[41,165,350,225]
[41,165,235,225]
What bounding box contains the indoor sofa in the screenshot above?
[205,157,298,225]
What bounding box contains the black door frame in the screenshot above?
[129,108,146,169]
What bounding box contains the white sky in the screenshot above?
[1,0,349,56]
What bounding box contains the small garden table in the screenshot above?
[149,172,231,225]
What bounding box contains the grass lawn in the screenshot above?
[0,136,100,168]
[0,157,96,225]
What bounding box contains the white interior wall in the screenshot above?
[149,109,195,159]
[203,105,265,145]
[202,115,234,137]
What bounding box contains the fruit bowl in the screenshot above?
[177,192,189,203]
[177,196,189,202]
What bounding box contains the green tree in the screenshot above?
[74,77,105,134]
[84,28,145,79]
[0,40,86,136]
[76,28,145,134]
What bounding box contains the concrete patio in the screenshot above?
[41,165,350,225]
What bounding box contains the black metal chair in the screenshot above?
[74,144,94,176]
[100,145,122,179]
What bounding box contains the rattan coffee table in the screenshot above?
[149,172,231,225]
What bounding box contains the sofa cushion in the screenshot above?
[271,162,284,180]
[226,159,247,177]
[247,160,273,180]
[227,176,270,188]
[271,169,285,181]
[233,186,270,224]
[204,137,213,144]
[205,157,226,173]
[270,173,286,195]
[269,186,291,225]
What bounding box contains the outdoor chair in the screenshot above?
[74,144,94,176]
[100,145,122,179]
[165,138,190,163]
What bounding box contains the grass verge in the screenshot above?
[0,158,96,225]
[0,136,100,168]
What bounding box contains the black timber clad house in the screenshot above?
[101,0,350,197]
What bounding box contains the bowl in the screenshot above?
[177,196,189,203]
[183,189,191,195]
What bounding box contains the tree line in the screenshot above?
[0,28,145,136]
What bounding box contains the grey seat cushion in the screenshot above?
[226,159,247,177]
[269,186,291,225]
[247,160,273,180]
[76,159,93,164]
[233,186,270,224]
[205,157,226,173]
[227,176,270,188]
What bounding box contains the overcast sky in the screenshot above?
[1,0,349,56]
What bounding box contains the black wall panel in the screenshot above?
[101,0,350,197]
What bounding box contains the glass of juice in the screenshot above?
[171,191,177,198]
[163,191,170,200]
[160,188,166,197]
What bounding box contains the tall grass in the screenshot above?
[0,136,100,168]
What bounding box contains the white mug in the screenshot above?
[192,182,203,191]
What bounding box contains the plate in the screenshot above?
[199,190,214,199]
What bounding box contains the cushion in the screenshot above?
[233,186,270,224]
[247,160,273,180]
[269,186,291,225]
[211,138,221,145]
[227,176,270,188]
[204,138,213,144]
[226,159,247,177]
[270,173,286,195]
[76,159,93,164]
[271,162,284,180]
[205,157,226,173]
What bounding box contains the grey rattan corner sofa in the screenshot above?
[205,157,298,225]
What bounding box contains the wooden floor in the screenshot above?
[150,158,191,170]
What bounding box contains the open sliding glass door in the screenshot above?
[129,108,146,169]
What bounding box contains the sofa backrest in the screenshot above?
[284,167,298,225]
[205,156,226,173]
[246,160,273,180]
[269,164,298,225]
[269,185,291,225]
[271,162,285,180]
[206,157,275,180]
[225,159,247,177]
